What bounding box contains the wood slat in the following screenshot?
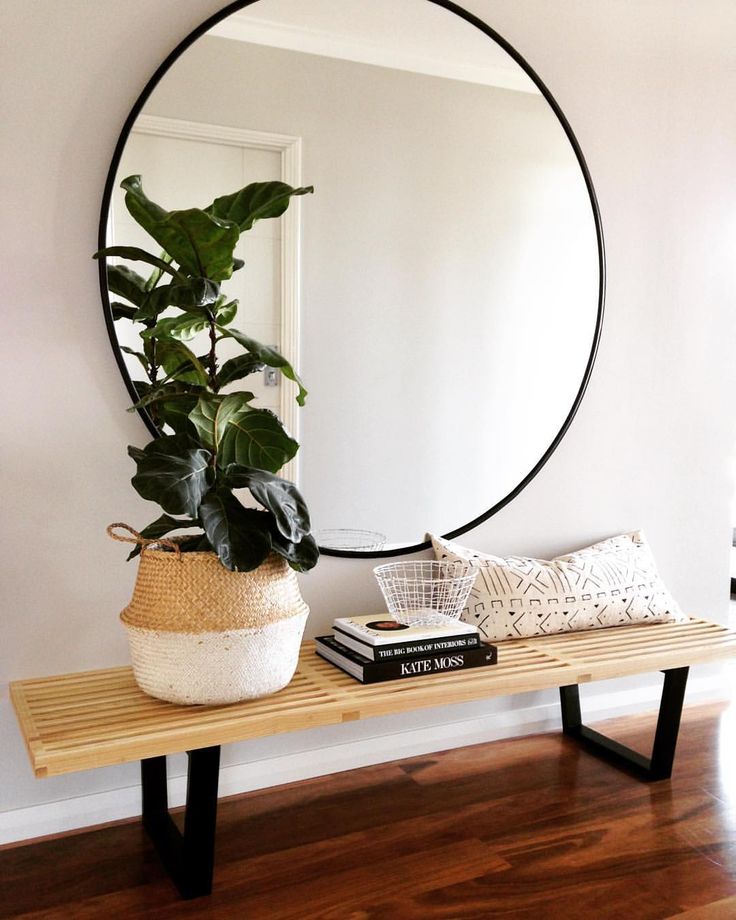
[11,618,736,778]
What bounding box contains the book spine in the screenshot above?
[333,627,480,660]
[362,645,497,683]
[374,635,481,660]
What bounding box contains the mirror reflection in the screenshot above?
[106,0,602,553]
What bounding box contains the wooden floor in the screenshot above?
[4,701,736,919]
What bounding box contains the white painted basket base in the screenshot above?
[124,611,309,705]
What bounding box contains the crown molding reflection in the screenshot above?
[207,13,539,93]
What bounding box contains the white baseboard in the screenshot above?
[1,670,728,846]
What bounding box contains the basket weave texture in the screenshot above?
[121,548,307,633]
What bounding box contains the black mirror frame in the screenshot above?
[98,0,605,560]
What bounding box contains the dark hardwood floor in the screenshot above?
[4,700,736,919]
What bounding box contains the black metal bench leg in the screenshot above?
[559,667,689,782]
[141,745,221,898]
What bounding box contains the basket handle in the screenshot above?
[106,523,182,558]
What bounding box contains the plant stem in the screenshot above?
[149,339,159,386]
[208,317,218,391]
[147,329,160,426]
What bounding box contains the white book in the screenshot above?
[332,614,479,660]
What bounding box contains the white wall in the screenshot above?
[2,0,736,843]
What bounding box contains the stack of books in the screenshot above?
[315,614,498,684]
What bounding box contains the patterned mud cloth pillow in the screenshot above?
[429,531,686,641]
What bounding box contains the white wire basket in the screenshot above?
[317,529,387,551]
[373,560,477,626]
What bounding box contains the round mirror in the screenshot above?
[99,0,604,557]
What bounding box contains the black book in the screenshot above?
[332,626,482,661]
[315,635,498,684]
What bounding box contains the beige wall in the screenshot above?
[2,0,735,838]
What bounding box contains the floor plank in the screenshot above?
[3,701,736,918]
[667,895,736,918]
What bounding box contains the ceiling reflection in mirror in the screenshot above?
[103,0,603,555]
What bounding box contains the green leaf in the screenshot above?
[112,302,138,321]
[121,175,240,282]
[129,387,164,412]
[132,283,174,322]
[94,245,185,281]
[188,392,256,451]
[188,393,221,450]
[130,381,203,413]
[144,251,174,292]
[126,513,200,561]
[144,278,219,314]
[218,401,299,473]
[142,311,210,342]
[216,299,238,326]
[172,278,220,309]
[133,278,219,324]
[270,529,320,572]
[217,326,307,406]
[156,393,200,436]
[232,258,245,272]
[224,464,311,542]
[128,444,147,463]
[207,181,314,233]
[183,534,213,552]
[156,340,209,385]
[120,345,149,372]
[198,490,272,571]
[106,264,146,306]
[129,435,212,517]
[190,394,298,472]
[216,354,264,388]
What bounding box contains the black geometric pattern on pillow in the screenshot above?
[430,531,685,641]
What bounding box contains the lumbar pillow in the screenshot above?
[429,531,686,641]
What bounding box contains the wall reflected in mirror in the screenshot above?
[106,0,601,553]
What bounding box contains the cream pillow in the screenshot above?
[430,531,686,641]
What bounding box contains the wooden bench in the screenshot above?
[11,617,736,899]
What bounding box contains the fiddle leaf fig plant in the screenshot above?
[95,175,318,573]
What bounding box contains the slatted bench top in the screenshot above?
[11,617,736,778]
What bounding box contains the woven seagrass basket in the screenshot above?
[110,526,309,705]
